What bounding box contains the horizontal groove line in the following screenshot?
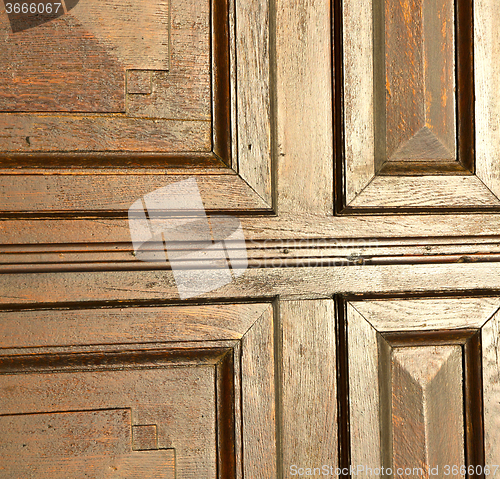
[0,254,499,273]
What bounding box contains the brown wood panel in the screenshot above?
[0,302,276,478]
[392,346,464,477]
[0,0,212,157]
[340,0,482,210]
[347,297,489,477]
[383,0,456,162]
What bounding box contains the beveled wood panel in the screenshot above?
[346,298,488,477]
[382,0,456,163]
[392,346,464,477]
[0,302,277,479]
[339,0,498,211]
[0,0,274,214]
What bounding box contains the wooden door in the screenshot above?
[1,0,500,477]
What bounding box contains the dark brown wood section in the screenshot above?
[375,0,475,174]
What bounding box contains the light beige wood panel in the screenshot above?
[351,297,500,332]
[347,176,500,208]
[281,300,337,476]
[482,309,500,464]
[241,305,277,479]
[3,263,500,303]
[5,214,500,244]
[276,0,333,215]
[343,0,375,203]
[347,304,382,473]
[392,346,464,477]
[383,0,456,162]
[0,365,218,478]
[475,0,500,199]
[235,0,272,206]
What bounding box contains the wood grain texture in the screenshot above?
[0,303,270,349]
[5,237,500,273]
[0,173,271,213]
[235,0,272,206]
[4,216,500,244]
[0,302,277,477]
[347,175,500,208]
[392,346,464,477]
[276,0,333,215]
[351,297,500,332]
[341,0,482,210]
[384,0,456,161]
[0,116,211,153]
[482,309,500,464]
[241,305,277,479]
[347,299,487,477]
[4,263,500,304]
[474,0,500,199]
[343,0,375,204]
[0,0,212,155]
[0,363,218,478]
[281,300,337,475]
[125,0,211,121]
[347,304,382,473]
[0,409,176,478]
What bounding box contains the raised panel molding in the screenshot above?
[0,302,277,478]
[345,297,500,476]
[0,0,273,214]
[338,0,500,211]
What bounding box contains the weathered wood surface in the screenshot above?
[235,0,272,206]
[0,302,276,478]
[281,300,337,476]
[0,0,211,154]
[276,0,333,215]
[2,216,500,244]
[348,304,382,473]
[482,309,500,464]
[392,346,464,477]
[0,409,176,478]
[384,0,456,161]
[348,298,491,477]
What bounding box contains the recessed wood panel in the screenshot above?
[0,0,212,156]
[340,0,489,210]
[380,0,456,162]
[0,409,176,478]
[0,302,277,478]
[392,346,464,476]
[347,299,487,476]
[0,355,219,478]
